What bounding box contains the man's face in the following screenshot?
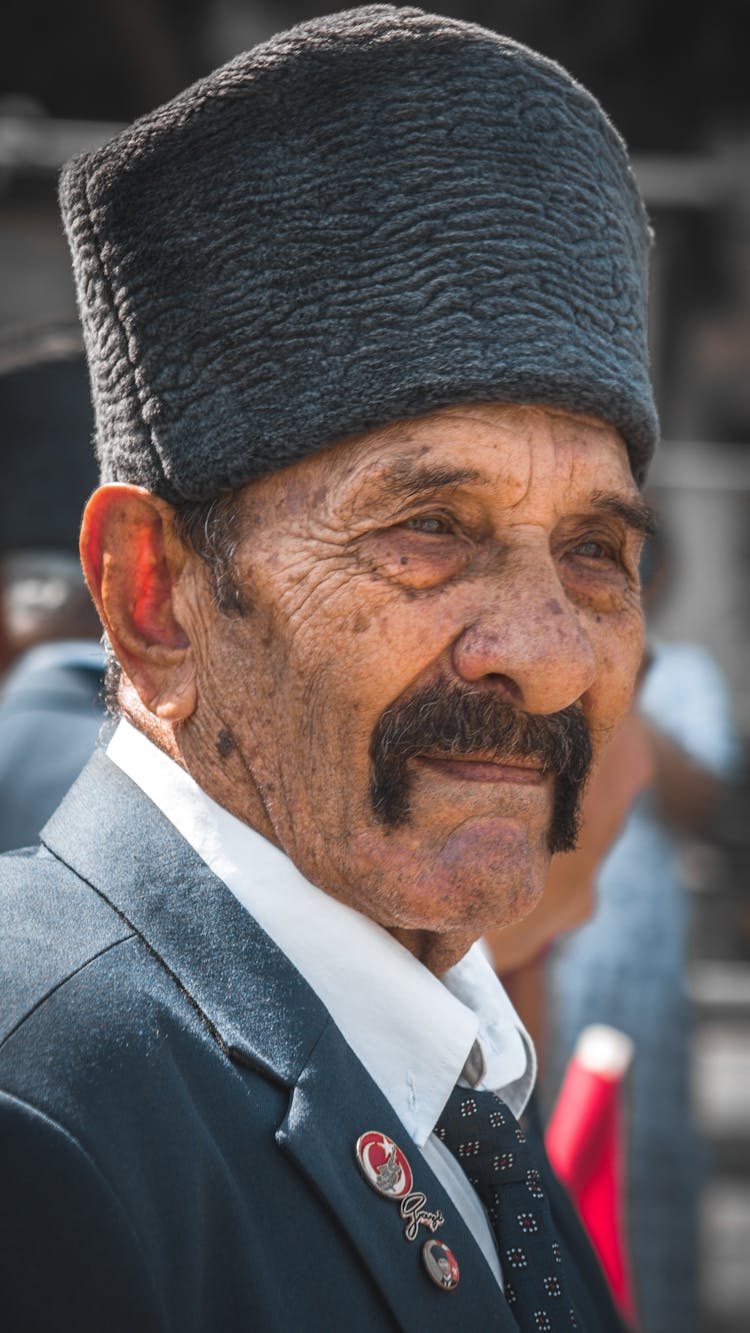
[179,404,646,962]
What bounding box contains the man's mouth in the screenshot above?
[369,681,592,849]
[417,754,546,785]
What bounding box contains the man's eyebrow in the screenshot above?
[356,464,657,535]
[588,491,657,537]
[373,459,485,500]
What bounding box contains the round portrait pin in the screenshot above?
[422,1239,460,1291]
[355,1131,414,1200]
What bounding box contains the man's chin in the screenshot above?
[351,814,550,936]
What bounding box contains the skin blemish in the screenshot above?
[546,599,563,616]
[216,729,235,759]
[352,611,370,633]
[282,478,309,517]
[401,556,409,566]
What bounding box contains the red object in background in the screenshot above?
[545,1025,639,1329]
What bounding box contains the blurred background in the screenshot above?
[1,3,748,1331]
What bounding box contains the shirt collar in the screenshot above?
[107,719,536,1142]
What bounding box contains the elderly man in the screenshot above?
[1,7,657,1331]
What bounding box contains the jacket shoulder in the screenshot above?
[0,844,134,1044]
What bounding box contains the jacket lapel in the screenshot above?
[279,1018,517,1330]
[42,750,516,1331]
[41,748,329,1084]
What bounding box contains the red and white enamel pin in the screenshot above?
[355,1131,459,1290]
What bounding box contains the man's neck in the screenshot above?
[389,925,481,975]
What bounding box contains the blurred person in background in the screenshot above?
[545,516,742,1333]
[0,327,105,850]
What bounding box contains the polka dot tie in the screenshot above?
[435,1085,584,1331]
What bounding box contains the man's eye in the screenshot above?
[572,539,609,559]
[403,515,453,535]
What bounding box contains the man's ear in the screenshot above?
[80,484,197,720]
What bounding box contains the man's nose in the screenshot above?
[450,558,597,715]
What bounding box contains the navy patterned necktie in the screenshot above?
[435,1084,584,1332]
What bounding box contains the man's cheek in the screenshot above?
[587,676,640,757]
[593,611,644,705]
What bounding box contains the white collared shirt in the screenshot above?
[108,719,537,1285]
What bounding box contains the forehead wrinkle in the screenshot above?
[320,402,631,522]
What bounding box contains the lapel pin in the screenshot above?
[422,1238,460,1291]
[355,1131,446,1244]
[356,1131,414,1199]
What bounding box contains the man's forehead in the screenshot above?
[380,402,618,436]
[329,402,638,503]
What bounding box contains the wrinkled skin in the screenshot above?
[82,404,648,974]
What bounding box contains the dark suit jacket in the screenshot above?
[0,750,625,1331]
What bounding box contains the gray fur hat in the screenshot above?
[59,4,657,502]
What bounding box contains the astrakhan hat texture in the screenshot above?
[59,4,658,501]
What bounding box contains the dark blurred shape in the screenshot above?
[0,322,101,672]
[0,322,98,552]
[2,0,209,123]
